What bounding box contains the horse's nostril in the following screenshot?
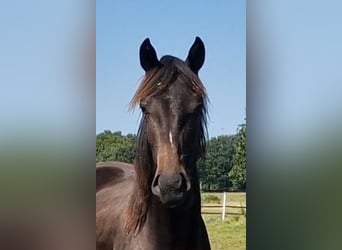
[152,174,160,187]
[179,173,191,191]
[151,174,161,196]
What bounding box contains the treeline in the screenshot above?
[96,124,246,191]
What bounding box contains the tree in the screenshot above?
[229,123,246,191]
[96,127,247,192]
[96,131,136,163]
[198,135,235,191]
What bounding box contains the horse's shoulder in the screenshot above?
[96,161,135,192]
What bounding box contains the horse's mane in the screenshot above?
[129,56,207,108]
[125,56,209,235]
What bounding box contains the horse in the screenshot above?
[96,37,211,250]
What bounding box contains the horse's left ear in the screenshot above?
[139,38,160,72]
[186,37,205,74]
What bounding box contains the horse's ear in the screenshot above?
[139,38,160,72]
[186,37,205,74]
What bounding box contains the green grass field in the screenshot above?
[202,192,246,250]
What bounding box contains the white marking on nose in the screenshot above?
[169,131,174,148]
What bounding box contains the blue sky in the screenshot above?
[96,1,246,137]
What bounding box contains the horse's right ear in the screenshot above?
[139,38,160,72]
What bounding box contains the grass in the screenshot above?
[203,214,246,250]
[201,192,246,250]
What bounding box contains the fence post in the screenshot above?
[221,191,227,222]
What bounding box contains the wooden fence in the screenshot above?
[201,203,246,216]
[201,192,246,221]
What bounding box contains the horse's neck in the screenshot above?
[139,192,202,249]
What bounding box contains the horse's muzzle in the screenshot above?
[151,172,191,208]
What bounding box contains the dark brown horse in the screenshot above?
[96,37,211,250]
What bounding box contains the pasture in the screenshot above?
[202,192,246,250]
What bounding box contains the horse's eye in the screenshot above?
[140,101,148,113]
[193,103,203,114]
[185,103,203,119]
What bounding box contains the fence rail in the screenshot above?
[201,192,246,220]
[201,204,246,216]
[202,205,246,208]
